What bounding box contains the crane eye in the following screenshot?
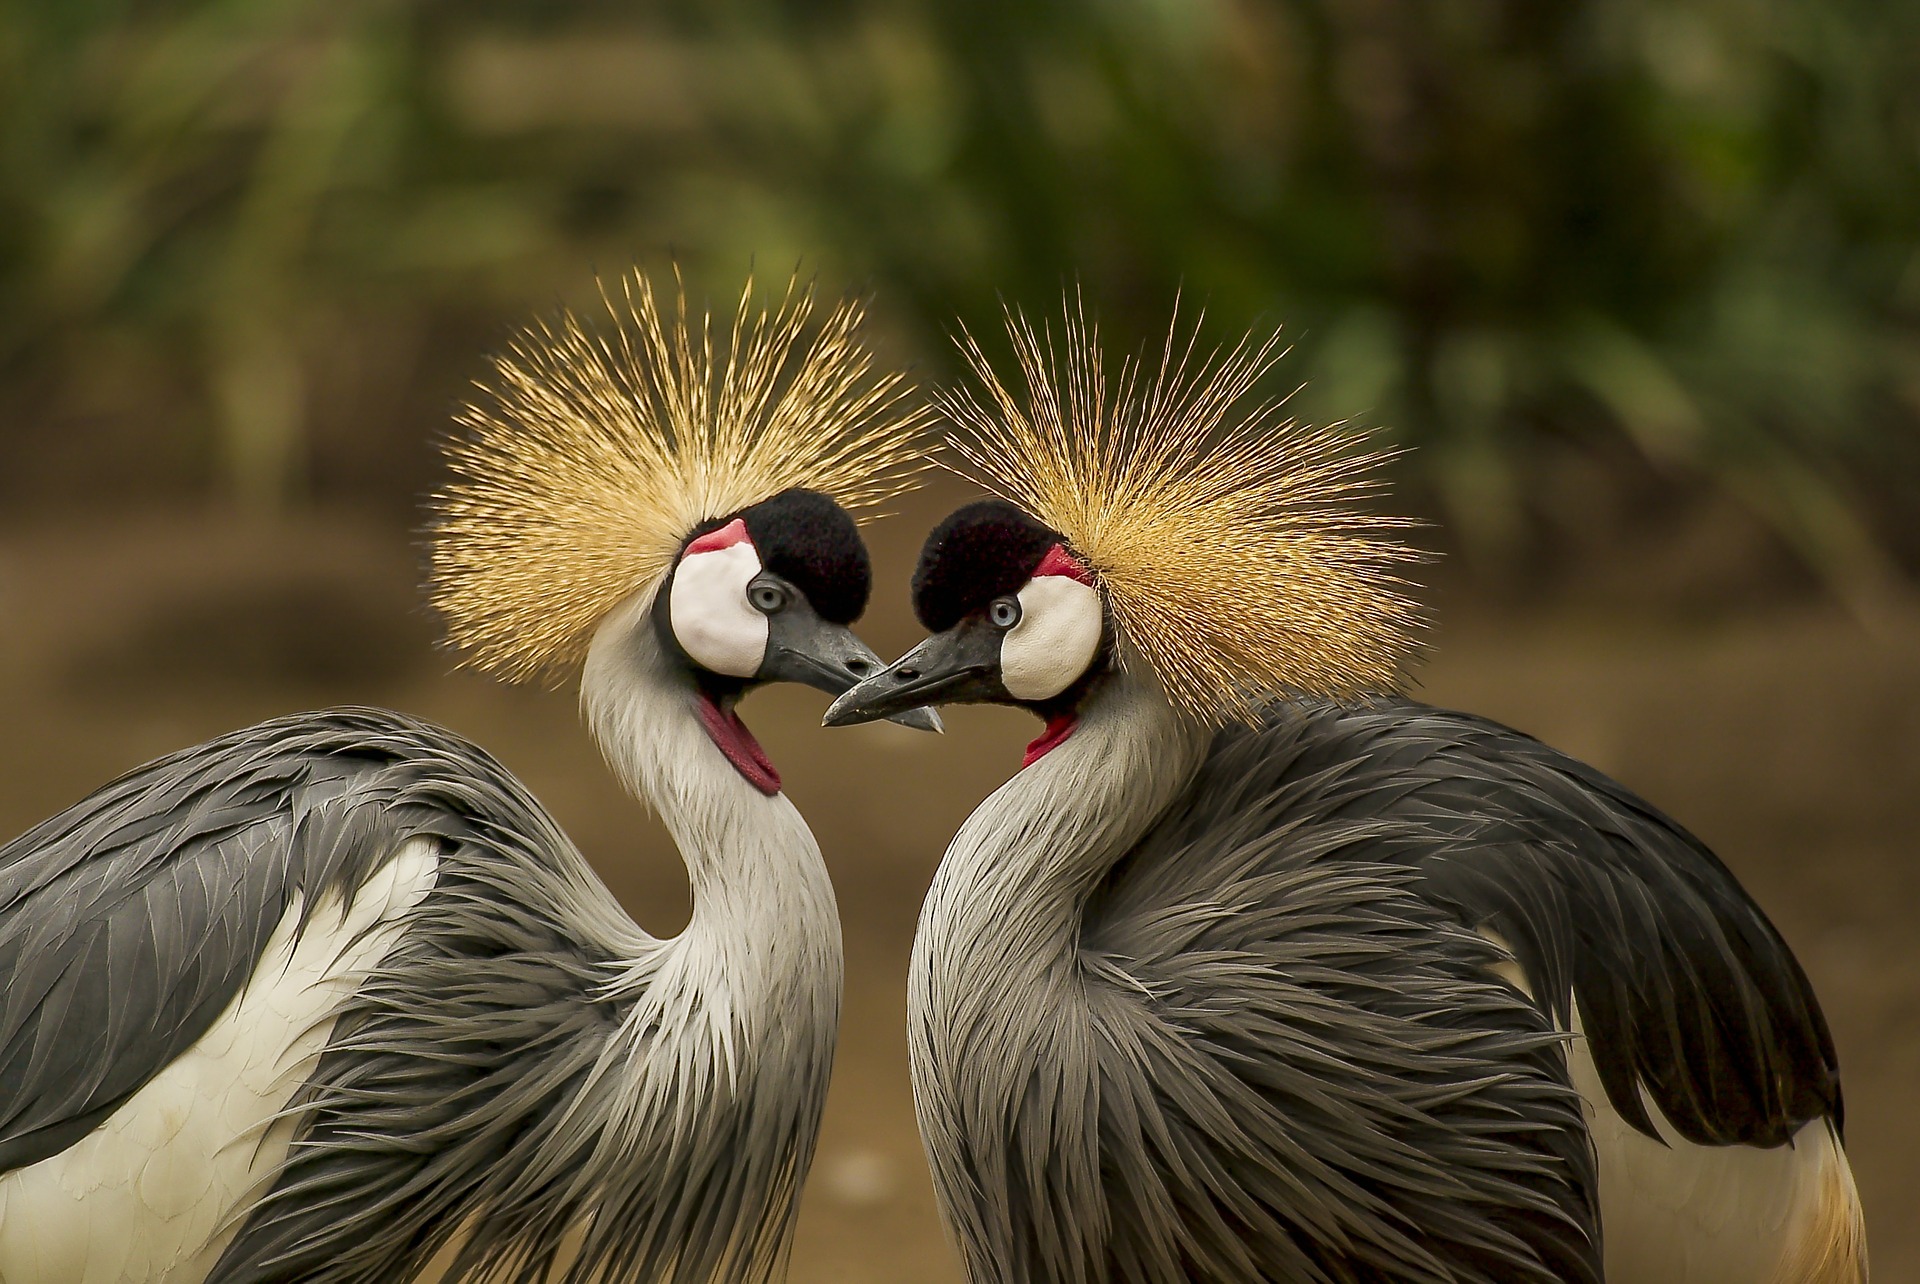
[749,582,790,614]
[988,597,1022,629]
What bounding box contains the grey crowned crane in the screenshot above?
[826,305,1866,1283]
[0,274,936,1283]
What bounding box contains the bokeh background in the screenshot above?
[2,2,1916,1278]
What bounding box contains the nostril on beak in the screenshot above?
[896,667,920,681]
[845,656,873,676]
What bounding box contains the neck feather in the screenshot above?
[905,664,1206,1278]
[581,590,840,981]
[915,664,1208,991]
[578,587,841,1208]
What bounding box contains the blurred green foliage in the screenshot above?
[2,0,1915,596]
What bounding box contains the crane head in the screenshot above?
[832,294,1424,745]
[823,499,1103,764]
[429,269,931,687]
[660,487,939,791]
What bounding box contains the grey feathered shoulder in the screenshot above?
[0,708,670,1282]
[0,707,545,1176]
[1076,705,1603,1284]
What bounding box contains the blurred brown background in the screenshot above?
[1,2,1915,1279]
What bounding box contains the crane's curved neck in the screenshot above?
[907,664,1206,1277]
[580,586,841,1065]
[472,586,841,1284]
[918,664,1208,989]
[902,663,1203,1280]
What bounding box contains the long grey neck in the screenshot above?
[580,588,841,1069]
[914,664,1209,1003]
[906,664,1209,1279]
[526,586,840,1282]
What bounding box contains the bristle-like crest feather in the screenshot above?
[430,270,930,682]
[939,295,1422,723]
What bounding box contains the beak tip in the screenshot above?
[821,691,939,732]
[894,706,944,734]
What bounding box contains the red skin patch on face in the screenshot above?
[696,693,781,795]
[1032,543,1093,585]
[1023,712,1080,767]
[684,518,751,557]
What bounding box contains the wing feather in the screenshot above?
[0,708,556,1178]
[1137,697,1839,1147]
[1312,699,1843,1147]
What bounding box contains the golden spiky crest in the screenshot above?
[939,297,1423,724]
[430,270,930,683]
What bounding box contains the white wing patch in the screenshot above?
[1482,932,1866,1283]
[668,542,768,679]
[1001,576,1102,702]
[0,840,440,1284]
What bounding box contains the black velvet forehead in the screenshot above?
[911,500,1064,632]
[734,488,871,624]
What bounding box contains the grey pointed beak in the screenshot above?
[877,688,943,733]
[758,612,942,733]
[823,624,1006,727]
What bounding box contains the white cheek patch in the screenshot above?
[669,540,768,678]
[1001,575,1103,702]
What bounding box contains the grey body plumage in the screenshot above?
[901,682,1844,1283]
[0,703,835,1282]
[908,679,1616,1282]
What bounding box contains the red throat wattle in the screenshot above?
[696,694,781,795]
[1023,712,1079,768]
